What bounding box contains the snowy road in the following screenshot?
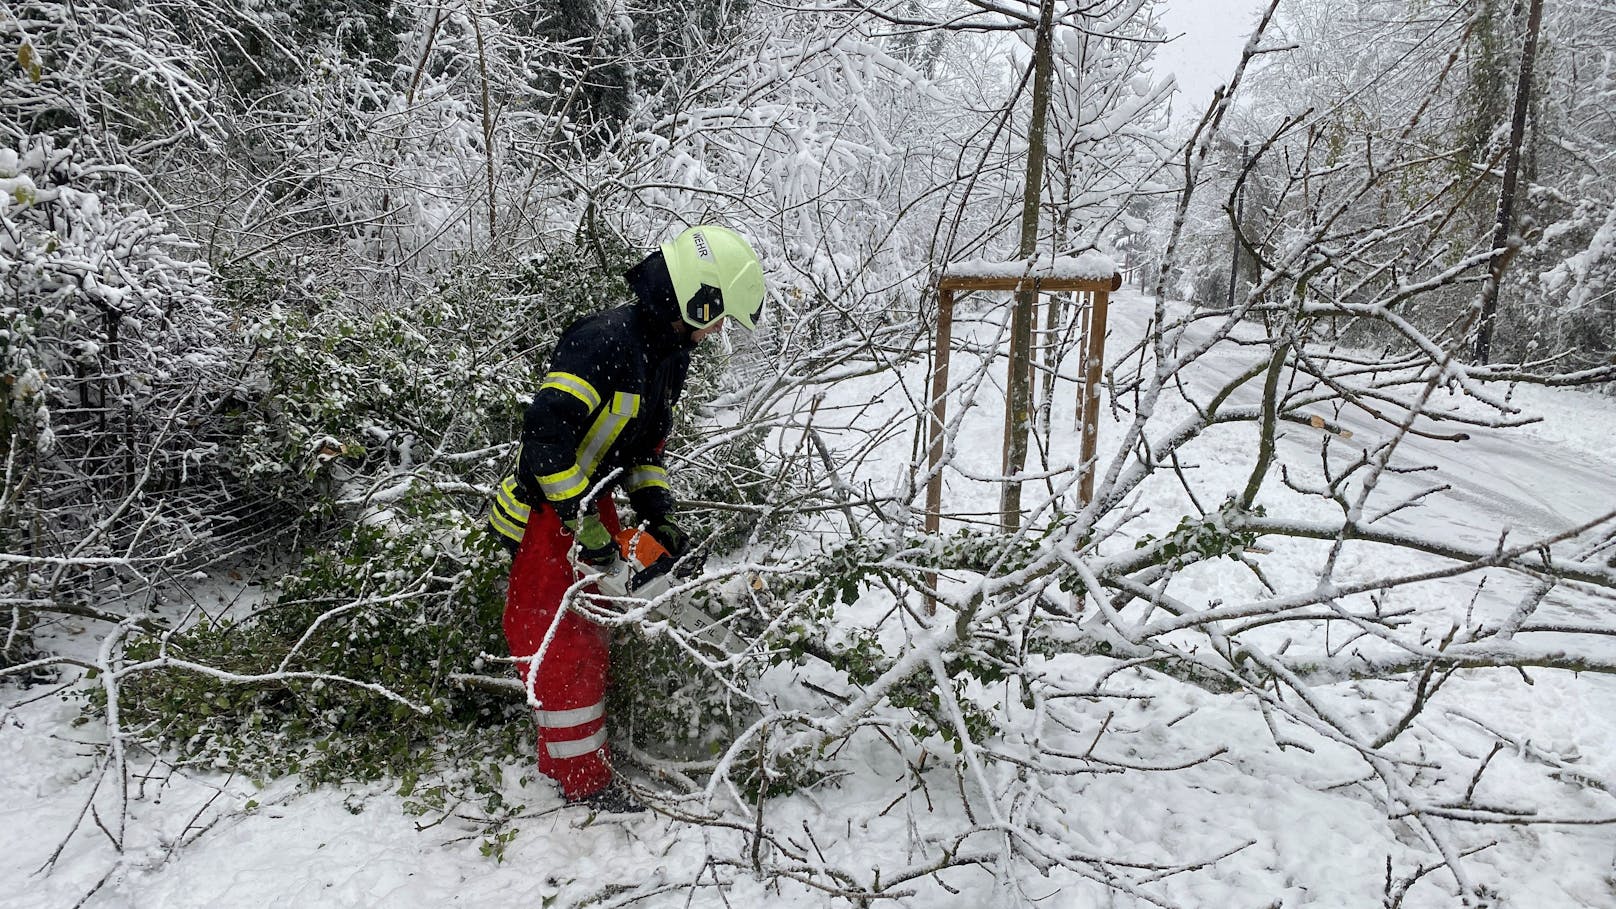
[1082,290,1616,645]
[1104,290,1616,550]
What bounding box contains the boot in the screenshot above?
[569,781,646,814]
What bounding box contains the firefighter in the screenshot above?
[487,226,765,812]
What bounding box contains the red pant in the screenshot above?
[504,499,621,799]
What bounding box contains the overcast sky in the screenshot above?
[1154,0,1272,120]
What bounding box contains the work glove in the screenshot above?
[564,513,617,567]
[645,514,690,559]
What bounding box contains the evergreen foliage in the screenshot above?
[110,499,518,787]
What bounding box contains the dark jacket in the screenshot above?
[488,253,691,546]
[516,302,689,521]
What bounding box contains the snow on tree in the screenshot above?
[3,0,1616,906]
[2,3,237,666]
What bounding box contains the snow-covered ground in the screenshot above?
[5,289,1614,907]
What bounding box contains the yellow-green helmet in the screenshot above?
[660,226,766,330]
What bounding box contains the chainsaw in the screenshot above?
[579,528,746,655]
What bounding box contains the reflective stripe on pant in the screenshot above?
[503,497,622,800]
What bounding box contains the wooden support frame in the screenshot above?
[923,271,1122,610]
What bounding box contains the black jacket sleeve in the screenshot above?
[623,350,689,519]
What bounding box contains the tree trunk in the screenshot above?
[1473,0,1545,364]
[999,0,1056,530]
[470,0,498,243]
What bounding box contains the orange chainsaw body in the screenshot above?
[612,528,676,596]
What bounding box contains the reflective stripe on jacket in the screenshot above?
[489,303,688,545]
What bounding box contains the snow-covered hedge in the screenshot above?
[1,137,235,663]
